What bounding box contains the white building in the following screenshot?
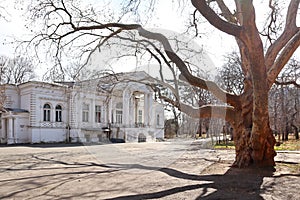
[0,72,164,144]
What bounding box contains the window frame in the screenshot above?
[138,110,143,123]
[43,103,51,122]
[82,103,89,122]
[55,105,62,122]
[116,110,123,124]
[95,105,101,123]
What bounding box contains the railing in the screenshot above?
[110,123,148,128]
[40,122,66,128]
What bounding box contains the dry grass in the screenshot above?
[214,141,235,150]
[214,139,300,151]
[274,139,300,151]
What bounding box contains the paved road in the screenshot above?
[0,140,299,199]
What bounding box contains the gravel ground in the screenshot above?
[0,139,299,200]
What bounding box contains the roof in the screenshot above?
[1,71,157,93]
[2,107,29,113]
[17,81,69,89]
[77,71,157,92]
[54,81,76,87]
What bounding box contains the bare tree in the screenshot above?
[0,4,9,21]
[269,58,300,141]
[0,56,8,110]
[216,51,244,95]
[177,69,215,138]
[0,85,5,110]
[22,0,300,168]
[0,55,35,109]
[0,55,35,84]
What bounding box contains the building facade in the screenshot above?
[0,72,164,144]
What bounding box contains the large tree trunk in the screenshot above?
[232,88,276,168]
[232,112,276,167]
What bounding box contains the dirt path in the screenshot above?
[0,140,299,199]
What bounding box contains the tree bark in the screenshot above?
[291,124,299,140]
[232,103,276,167]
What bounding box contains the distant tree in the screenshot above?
[216,52,244,96]
[0,85,5,110]
[179,70,214,138]
[0,55,35,84]
[0,5,9,21]
[269,58,300,141]
[0,56,8,110]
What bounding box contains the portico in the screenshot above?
[0,108,29,144]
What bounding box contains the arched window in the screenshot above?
[43,104,51,121]
[55,105,62,122]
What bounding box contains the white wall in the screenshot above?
[3,85,19,108]
[14,113,29,143]
[19,82,69,143]
[31,128,66,143]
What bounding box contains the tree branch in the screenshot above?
[191,0,242,38]
[160,94,236,123]
[265,0,300,68]
[113,35,181,101]
[215,0,238,24]
[267,29,300,87]
[274,80,300,88]
[137,27,239,106]
[27,2,240,106]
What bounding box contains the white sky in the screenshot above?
[0,0,299,80]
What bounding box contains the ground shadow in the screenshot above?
[103,163,275,200]
[0,143,84,148]
[0,141,125,148]
[1,154,299,199]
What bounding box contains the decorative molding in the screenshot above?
[40,121,66,128]
[39,96,67,102]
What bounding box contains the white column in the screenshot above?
[103,103,107,124]
[108,98,112,124]
[144,93,149,126]
[123,89,130,126]
[91,97,95,126]
[129,95,134,126]
[1,118,5,143]
[148,93,153,126]
[7,116,14,144]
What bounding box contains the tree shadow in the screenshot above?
[0,143,84,148]
[103,163,276,200]
[0,155,119,199]
[1,155,299,199]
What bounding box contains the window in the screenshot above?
[116,110,123,124]
[156,114,160,126]
[115,102,123,124]
[138,110,143,123]
[82,103,89,122]
[55,105,62,122]
[95,105,101,123]
[43,104,51,121]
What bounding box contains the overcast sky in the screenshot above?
[0,0,298,80]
